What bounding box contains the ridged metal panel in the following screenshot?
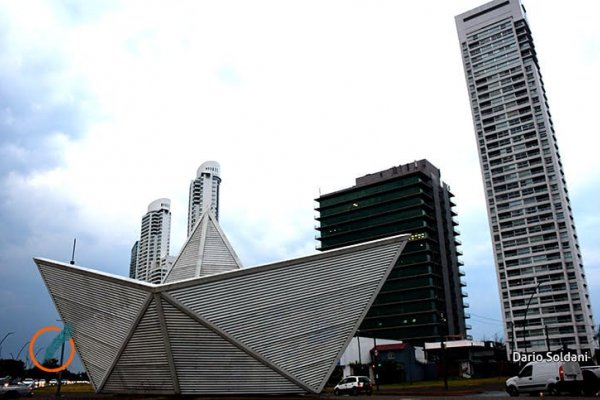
[102,299,174,394]
[200,221,240,276]
[167,242,400,392]
[163,224,202,283]
[35,261,150,389]
[35,234,407,395]
[161,299,303,394]
[164,212,240,283]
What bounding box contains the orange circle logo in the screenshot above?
[28,326,75,373]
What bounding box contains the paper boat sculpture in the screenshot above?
[34,232,408,395]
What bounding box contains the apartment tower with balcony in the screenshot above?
[188,161,221,236]
[131,198,173,284]
[456,0,595,353]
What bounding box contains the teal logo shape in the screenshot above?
[43,323,73,363]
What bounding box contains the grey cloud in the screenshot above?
[54,0,119,25]
[0,4,99,178]
[0,4,111,366]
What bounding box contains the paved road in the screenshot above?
[329,396,591,400]
[32,390,600,399]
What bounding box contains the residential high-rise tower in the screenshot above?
[316,160,468,344]
[188,161,221,236]
[129,241,138,279]
[456,0,595,354]
[132,198,173,284]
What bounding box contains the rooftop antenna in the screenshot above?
[70,238,77,265]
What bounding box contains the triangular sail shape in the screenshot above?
[166,238,404,392]
[35,259,151,389]
[102,298,174,393]
[163,212,241,283]
[161,299,303,394]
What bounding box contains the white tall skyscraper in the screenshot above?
[187,161,221,236]
[456,0,595,354]
[133,198,173,284]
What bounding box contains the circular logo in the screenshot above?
[28,326,76,373]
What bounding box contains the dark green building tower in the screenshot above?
[315,159,468,344]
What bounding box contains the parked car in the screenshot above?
[581,365,600,395]
[18,380,33,388]
[333,376,372,396]
[0,383,33,399]
[506,360,583,396]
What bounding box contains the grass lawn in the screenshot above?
[35,383,95,394]
[323,376,508,393]
[34,377,507,395]
[380,376,507,389]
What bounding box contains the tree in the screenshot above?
[0,359,25,379]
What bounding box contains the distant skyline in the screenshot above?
[1,0,599,367]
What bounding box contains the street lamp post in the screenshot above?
[522,282,542,360]
[54,321,70,398]
[0,332,15,359]
[356,331,362,365]
[15,341,30,360]
[373,337,379,392]
[56,339,66,398]
[30,348,44,370]
[508,321,516,354]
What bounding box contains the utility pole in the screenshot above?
[373,337,379,392]
[441,312,448,390]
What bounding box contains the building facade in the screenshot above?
[456,0,595,354]
[132,198,173,284]
[129,241,138,279]
[315,160,468,345]
[188,161,221,235]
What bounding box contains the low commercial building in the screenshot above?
[424,340,509,378]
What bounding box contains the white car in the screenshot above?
[506,360,583,396]
[19,379,34,388]
[333,376,373,396]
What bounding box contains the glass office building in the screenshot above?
[316,160,468,344]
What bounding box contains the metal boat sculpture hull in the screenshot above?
[34,234,408,395]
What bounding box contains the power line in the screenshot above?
[470,318,502,326]
[470,312,503,323]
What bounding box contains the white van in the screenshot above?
[506,361,583,396]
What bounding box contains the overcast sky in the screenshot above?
[1,0,599,369]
